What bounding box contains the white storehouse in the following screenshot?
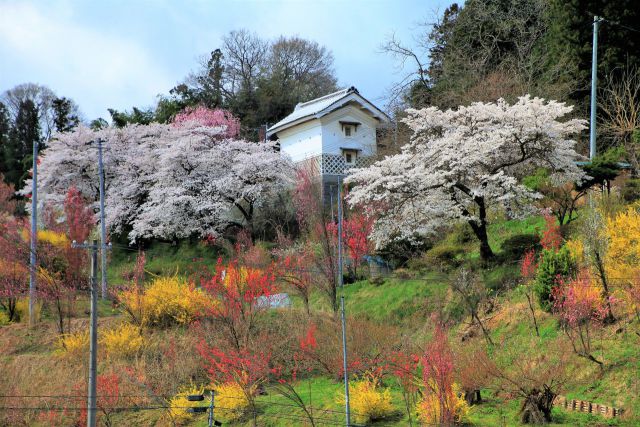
[267,86,390,191]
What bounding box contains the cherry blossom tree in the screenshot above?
[347,96,585,261]
[172,106,240,138]
[22,121,293,242]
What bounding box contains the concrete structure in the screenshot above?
[267,86,390,192]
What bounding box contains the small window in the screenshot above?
[344,126,352,137]
[343,149,357,165]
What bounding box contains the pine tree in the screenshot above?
[6,100,41,189]
[52,97,79,133]
[0,102,11,185]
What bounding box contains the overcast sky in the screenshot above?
[0,0,456,122]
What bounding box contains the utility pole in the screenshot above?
[29,137,38,326]
[72,240,110,427]
[96,139,108,299]
[72,240,98,427]
[208,391,215,427]
[589,16,603,161]
[337,177,351,426]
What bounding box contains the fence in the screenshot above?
[553,395,624,418]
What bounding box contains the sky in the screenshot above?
[0,0,456,122]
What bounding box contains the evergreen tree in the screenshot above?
[52,97,80,133]
[108,107,155,128]
[6,100,41,189]
[198,49,225,108]
[0,102,11,184]
[546,0,640,106]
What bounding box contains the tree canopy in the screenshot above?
[347,96,585,261]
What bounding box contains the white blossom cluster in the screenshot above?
[346,96,586,248]
[22,123,294,242]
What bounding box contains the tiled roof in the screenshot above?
[268,86,387,135]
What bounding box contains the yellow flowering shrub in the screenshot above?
[564,239,584,264]
[214,382,251,422]
[0,310,9,325]
[100,323,143,359]
[605,207,640,313]
[606,207,640,280]
[37,230,69,247]
[15,298,42,323]
[119,276,210,328]
[168,384,206,425]
[56,330,89,358]
[416,382,469,426]
[337,374,395,424]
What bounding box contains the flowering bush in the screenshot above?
[416,381,469,425]
[337,373,395,424]
[552,270,612,367]
[418,321,470,425]
[56,330,89,358]
[168,384,206,425]
[37,229,69,247]
[14,298,42,323]
[119,276,210,328]
[214,382,251,422]
[100,323,143,359]
[0,310,9,325]
[564,239,584,264]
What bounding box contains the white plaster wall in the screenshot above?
[319,106,378,157]
[277,119,323,162]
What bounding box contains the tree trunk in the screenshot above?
[464,389,482,405]
[525,292,540,337]
[467,197,494,262]
[520,387,555,424]
[473,311,494,346]
[594,251,616,324]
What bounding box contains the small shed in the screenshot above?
[363,255,392,278]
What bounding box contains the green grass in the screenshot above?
[487,215,546,253]
[107,239,226,286]
[291,272,448,326]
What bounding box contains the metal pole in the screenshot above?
[340,296,351,426]
[88,240,98,427]
[29,137,38,326]
[337,179,351,426]
[97,139,108,299]
[589,16,601,161]
[208,390,214,427]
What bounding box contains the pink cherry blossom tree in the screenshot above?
[172,106,241,138]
